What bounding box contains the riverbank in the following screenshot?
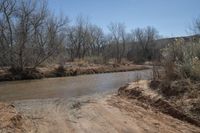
[0,63,149,82]
[1,92,199,133]
[118,80,200,128]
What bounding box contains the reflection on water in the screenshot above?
[0,70,152,101]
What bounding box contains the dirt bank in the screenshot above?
[1,92,199,133]
[118,80,200,127]
[43,63,150,77]
[0,64,149,82]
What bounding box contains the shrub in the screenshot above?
[9,67,23,75]
[162,38,200,81]
[7,67,43,80]
[159,79,191,97]
[54,65,66,77]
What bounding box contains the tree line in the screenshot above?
[0,0,174,71]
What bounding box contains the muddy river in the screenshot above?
[0,69,152,101]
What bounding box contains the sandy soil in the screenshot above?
[1,92,198,133]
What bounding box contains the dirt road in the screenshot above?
[8,93,200,133]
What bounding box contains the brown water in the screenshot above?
[0,70,152,101]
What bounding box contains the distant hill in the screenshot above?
[157,34,200,43]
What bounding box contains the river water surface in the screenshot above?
[0,69,152,101]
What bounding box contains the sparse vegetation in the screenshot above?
[142,20,200,126]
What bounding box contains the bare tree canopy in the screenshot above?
[108,22,126,63]
[128,26,159,62]
[0,0,163,71]
[66,15,105,61]
[0,0,68,70]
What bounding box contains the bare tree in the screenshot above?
[88,24,105,56]
[132,26,159,61]
[0,0,16,67]
[66,16,86,60]
[192,17,200,35]
[32,14,68,68]
[108,22,126,63]
[0,0,68,71]
[66,16,105,60]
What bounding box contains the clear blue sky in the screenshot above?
[49,0,200,37]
